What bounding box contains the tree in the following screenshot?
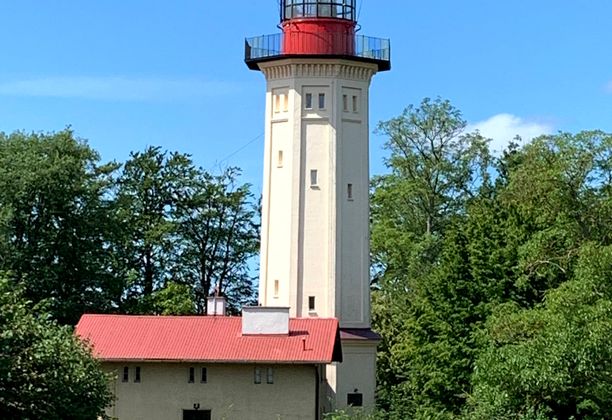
[0,129,121,324]
[467,245,612,419]
[172,167,259,314]
[0,276,112,419]
[371,98,492,417]
[115,148,259,315]
[372,117,612,417]
[114,146,196,312]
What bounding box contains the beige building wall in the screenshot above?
[258,58,377,328]
[257,59,379,410]
[104,362,319,420]
[333,341,378,409]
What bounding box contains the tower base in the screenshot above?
[324,329,380,412]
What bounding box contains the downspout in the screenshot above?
[314,365,320,420]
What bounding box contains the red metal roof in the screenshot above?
[76,315,342,364]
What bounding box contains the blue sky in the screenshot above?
[1,0,611,191]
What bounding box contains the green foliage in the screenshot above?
[0,276,112,419]
[372,100,612,418]
[324,407,386,420]
[0,131,259,322]
[0,129,121,324]
[467,245,612,419]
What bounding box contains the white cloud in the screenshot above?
[0,76,239,101]
[468,113,554,153]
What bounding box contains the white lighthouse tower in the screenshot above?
[245,0,390,411]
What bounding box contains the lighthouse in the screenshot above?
[245,0,390,411]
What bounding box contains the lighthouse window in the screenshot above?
[318,93,326,109]
[343,95,349,112]
[310,169,318,187]
[352,95,359,113]
[283,94,289,112]
[274,95,281,113]
[277,150,284,167]
[347,183,354,200]
[305,93,313,110]
[274,279,280,297]
[308,296,316,311]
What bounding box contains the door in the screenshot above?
[183,410,211,420]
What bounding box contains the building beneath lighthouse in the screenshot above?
[246,0,391,411]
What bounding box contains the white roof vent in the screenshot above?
[242,307,290,335]
[207,296,227,316]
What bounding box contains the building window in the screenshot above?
[188,367,195,383]
[254,367,262,384]
[343,94,349,112]
[352,95,359,113]
[122,366,129,382]
[318,93,326,109]
[274,95,281,113]
[283,94,289,112]
[305,93,313,110]
[134,366,141,383]
[310,169,318,187]
[347,392,363,407]
[277,150,284,168]
[347,183,354,200]
[201,367,208,383]
[274,279,279,298]
[266,367,274,384]
[308,296,316,312]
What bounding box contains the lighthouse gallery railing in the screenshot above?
[245,33,391,68]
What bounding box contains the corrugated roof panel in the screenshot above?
[75,315,341,364]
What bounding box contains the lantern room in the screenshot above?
[281,0,357,21]
[280,0,357,56]
[245,0,390,71]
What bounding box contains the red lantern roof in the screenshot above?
[76,314,342,364]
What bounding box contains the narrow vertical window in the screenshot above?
[318,93,326,109]
[347,183,353,200]
[274,279,279,298]
[188,367,195,383]
[343,94,349,112]
[274,95,280,113]
[305,93,313,109]
[283,94,289,112]
[201,367,208,383]
[134,366,141,383]
[310,169,318,187]
[352,95,358,113]
[277,150,284,167]
[122,366,129,382]
[308,296,316,312]
[266,367,274,384]
[254,367,262,384]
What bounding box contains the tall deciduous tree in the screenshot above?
[115,146,196,312]
[0,130,121,324]
[173,167,259,314]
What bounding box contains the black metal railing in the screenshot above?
[245,33,391,70]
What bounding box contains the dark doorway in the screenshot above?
[183,409,211,420]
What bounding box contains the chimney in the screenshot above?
[242,307,289,335]
[207,296,227,316]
